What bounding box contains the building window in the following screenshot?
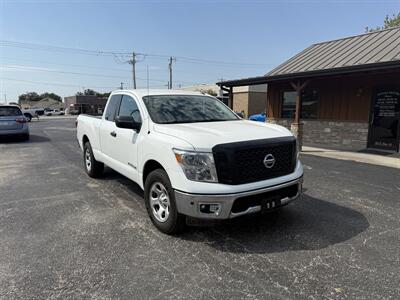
[281,91,297,118]
[281,89,319,119]
[301,89,319,119]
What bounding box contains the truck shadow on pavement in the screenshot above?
[96,169,369,254]
[179,194,370,254]
[0,134,50,144]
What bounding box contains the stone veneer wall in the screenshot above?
[267,119,369,151]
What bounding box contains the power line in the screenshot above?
[0,77,117,89]
[0,64,210,87]
[1,64,200,83]
[1,65,129,80]
[0,56,130,72]
[0,56,181,74]
[0,77,178,90]
[0,40,272,67]
[0,40,128,57]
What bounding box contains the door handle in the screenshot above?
[110,131,117,137]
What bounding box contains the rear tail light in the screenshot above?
[16,117,27,124]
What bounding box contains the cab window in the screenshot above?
[118,95,141,123]
[104,95,122,121]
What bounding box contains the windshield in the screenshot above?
[143,95,239,124]
[0,106,22,117]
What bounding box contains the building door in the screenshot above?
[367,87,400,152]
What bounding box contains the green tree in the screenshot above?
[197,88,218,96]
[39,92,62,102]
[18,92,40,102]
[96,92,111,98]
[83,89,96,95]
[18,91,62,103]
[75,89,96,96]
[76,89,110,98]
[366,13,400,32]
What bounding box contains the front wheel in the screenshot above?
[144,169,186,234]
[24,114,32,122]
[83,142,104,178]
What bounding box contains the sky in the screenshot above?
[0,0,399,102]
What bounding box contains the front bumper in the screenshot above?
[174,176,303,219]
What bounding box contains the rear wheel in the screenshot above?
[24,114,32,122]
[83,142,104,178]
[144,169,185,234]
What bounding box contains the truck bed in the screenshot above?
[80,114,102,119]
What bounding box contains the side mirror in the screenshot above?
[115,116,142,131]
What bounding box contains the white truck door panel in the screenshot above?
[99,94,122,166]
[113,94,142,182]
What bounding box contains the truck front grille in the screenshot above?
[212,137,296,185]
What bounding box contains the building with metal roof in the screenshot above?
[217,27,400,152]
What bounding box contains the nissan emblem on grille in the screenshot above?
[263,154,275,168]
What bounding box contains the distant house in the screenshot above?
[218,27,400,152]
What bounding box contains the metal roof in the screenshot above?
[266,26,400,77]
[217,27,400,87]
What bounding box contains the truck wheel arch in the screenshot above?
[142,160,165,187]
[82,135,89,146]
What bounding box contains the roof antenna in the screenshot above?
[146,65,150,96]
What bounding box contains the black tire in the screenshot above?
[22,134,30,141]
[24,114,32,122]
[83,141,104,178]
[144,169,186,234]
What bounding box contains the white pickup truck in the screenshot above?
[22,108,44,121]
[77,90,303,234]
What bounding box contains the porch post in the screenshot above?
[290,81,309,151]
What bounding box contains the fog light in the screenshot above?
[199,203,221,215]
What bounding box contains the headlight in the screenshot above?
[295,138,300,160]
[173,149,218,183]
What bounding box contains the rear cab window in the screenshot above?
[104,95,122,121]
[0,106,22,117]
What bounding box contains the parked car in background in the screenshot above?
[77,90,303,234]
[0,105,29,140]
[249,112,267,122]
[21,108,43,121]
[45,109,64,116]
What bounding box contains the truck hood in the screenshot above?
[153,120,293,151]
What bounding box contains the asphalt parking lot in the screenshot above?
[0,118,399,299]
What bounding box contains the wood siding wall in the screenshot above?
[267,70,400,122]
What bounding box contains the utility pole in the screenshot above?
[129,52,137,89]
[168,57,176,89]
[3,94,6,104]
